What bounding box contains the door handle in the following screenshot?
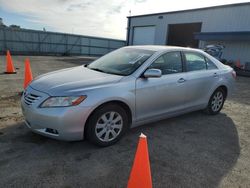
[178,78,186,83]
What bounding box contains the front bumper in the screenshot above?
[21,86,92,141]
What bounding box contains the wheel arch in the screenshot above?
[84,100,133,138]
[216,85,228,98]
[205,84,228,115]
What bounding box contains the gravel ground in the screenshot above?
[0,56,250,188]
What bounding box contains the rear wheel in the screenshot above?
[206,88,226,115]
[86,104,128,146]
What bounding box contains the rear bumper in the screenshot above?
[226,78,236,99]
[21,87,92,141]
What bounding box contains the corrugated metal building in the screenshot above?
[0,28,125,56]
[126,2,250,64]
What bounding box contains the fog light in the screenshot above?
[45,128,58,135]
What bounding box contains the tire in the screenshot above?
[206,88,226,115]
[86,104,128,147]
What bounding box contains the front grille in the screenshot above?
[24,92,41,105]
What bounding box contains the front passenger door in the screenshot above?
[135,51,188,121]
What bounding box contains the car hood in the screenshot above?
[30,66,123,96]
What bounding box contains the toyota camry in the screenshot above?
[21,46,236,146]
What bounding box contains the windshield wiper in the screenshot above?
[88,67,125,76]
[88,67,105,73]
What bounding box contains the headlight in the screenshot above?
[40,96,87,108]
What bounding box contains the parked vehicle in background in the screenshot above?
[204,44,225,60]
[21,46,236,146]
[203,44,250,77]
[234,61,250,77]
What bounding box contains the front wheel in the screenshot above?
[206,88,226,115]
[86,104,128,146]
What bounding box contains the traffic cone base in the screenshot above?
[4,71,17,74]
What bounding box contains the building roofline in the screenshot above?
[127,2,250,18]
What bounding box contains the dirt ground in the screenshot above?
[0,56,250,188]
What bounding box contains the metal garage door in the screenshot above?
[132,26,155,45]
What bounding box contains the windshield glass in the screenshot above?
[87,48,154,76]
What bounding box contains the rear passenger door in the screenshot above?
[183,51,219,107]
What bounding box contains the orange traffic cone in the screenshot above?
[236,59,241,68]
[5,50,16,74]
[23,58,33,89]
[127,133,152,188]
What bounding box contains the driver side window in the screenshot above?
[149,51,183,75]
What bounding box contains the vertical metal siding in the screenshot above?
[204,40,250,63]
[128,4,250,62]
[128,4,250,44]
[0,28,125,56]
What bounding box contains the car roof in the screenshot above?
[124,45,203,53]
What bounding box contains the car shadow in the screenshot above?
[128,111,240,188]
[0,111,239,188]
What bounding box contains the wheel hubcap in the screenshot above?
[95,111,123,142]
[211,91,224,112]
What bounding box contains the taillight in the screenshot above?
[231,70,236,79]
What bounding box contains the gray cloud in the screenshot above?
[106,5,123,14]
[0,0,153,39]
[2,0,206,39]
[134,0,147,3]
[67,1,94,11]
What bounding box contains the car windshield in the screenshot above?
[87,48,154,76]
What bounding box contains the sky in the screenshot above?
[0,0,249,40]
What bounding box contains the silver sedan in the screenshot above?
[21,46,236,146]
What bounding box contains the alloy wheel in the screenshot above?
[211,91,224,112]
[95,111,123,142]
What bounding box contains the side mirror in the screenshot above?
[143,68,162,78]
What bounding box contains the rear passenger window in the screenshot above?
[149,51,183,75]
[205,57,218,70]
[184,52,206,71]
